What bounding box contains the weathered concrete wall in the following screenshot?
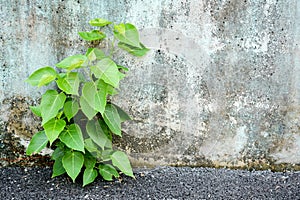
[0,0,299,170]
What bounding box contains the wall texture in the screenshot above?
[0,0,299,170]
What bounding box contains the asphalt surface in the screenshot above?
[0,166,299,199]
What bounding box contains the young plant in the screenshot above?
[25,18,149,186]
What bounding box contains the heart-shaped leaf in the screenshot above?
[114,23,141,48]
[90,58,120,88]
[62,151,84,183]
[81,81,107,114]
[26,131,48,155]
[40,90,66,125]
[56,55,87,71]
[59,124,84,153]
[83,167,98,187]
[63,100,79,122]
[56,72,80,95]
[111,151,134,178]
[43,118,66,145]
[26,67,57,87]
[103,104,121,136]
[78,30,106,41]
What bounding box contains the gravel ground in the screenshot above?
[0,166,299,199]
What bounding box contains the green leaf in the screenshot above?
[40,90,66,125]
[83,167,98,187]
[78,30,106,41]
[59,124,85,153]
[26,131,48,155]
[97,79,117,96]
[84,153,97,169]
[101,150,114,161]
[56,55,87,71]
[56,72,80,95]
[52,156,66,178]
[91,58,120,88]
[111,151,134,178]
[30,105,42,117]
[112,103,132,122]
[103,104,121,136]
[26,67,57,87]
[63,100,79,122]
[118,42,150,57]
[51,144,65,160]
[62,151,84,183]
[80,96,97,120]
[43,118,66,145]
[95,87,107,114]
[86,48,106,61]
[114,23,141,48]
[81,81,107,114]
[107,87,119,96]
[84,139,103,159]
[114,23,125,35]
[98,120,112,141]
[89,18,112,27]
[86,120,112,150]
[99,163,120,181]
[84,138,99,153]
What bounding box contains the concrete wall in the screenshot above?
[1,0,299,170]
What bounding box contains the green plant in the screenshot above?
[25,18,149,186]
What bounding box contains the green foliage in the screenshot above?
[43,118,66,145]
[25,66,57,87]
[111,151,135,178]
[90,58,121,88]
[83,167,98,186]
[56,72,80,95]
[26,131,48,155]
[114,23,149,56]
[40,90,66,125]
[99,163,120,181]
[62,151,84,182]
[78,30,106,41]
[56,55,87,71]
[103,104,122,136]
[25,18,148,186]
[60,124,85,152]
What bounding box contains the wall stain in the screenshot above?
[0,96,51,167]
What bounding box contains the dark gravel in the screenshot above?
[0,166,299,199]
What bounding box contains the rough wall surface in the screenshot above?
[0,0,299,170]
